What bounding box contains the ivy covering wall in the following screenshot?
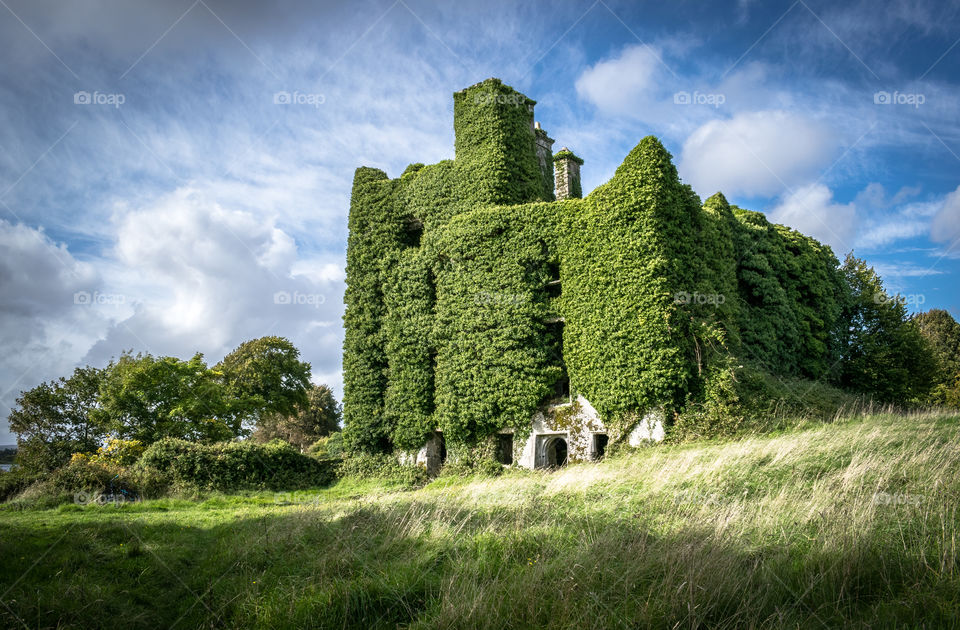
[342,78,848,454]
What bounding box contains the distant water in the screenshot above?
[0,464,11,472]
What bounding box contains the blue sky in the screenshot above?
[1,0,959,444]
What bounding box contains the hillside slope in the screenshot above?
[1,411,958,628]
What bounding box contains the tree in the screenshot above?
[838,255,937,404]
[253,384,342,451]
[215,336,312,430]
[94,352,238,444]
[912,309,960,406]
[8,366,107,472]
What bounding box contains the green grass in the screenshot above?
[2,411,959,628]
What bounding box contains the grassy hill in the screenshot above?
[1,411,958,628]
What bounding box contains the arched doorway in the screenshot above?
[546,436,568,467]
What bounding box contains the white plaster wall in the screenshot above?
[518,394,606,469]
[627,409,666,445]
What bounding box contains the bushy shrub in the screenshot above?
[670,364,867,442]
[51,454,125,492]
[0,469,41,502]
[91,437,145,466]
[307,432,345,459]
[137,438,335,491]
[336,452,427,486]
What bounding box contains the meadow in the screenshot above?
[1,411,958,629]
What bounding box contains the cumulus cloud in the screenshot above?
[575,45,664,115]
[930,185,960,252]
[678,111,833,198]
[0,220,118,442]
[853,184,935,249]
[768,183,857,254]
[84,187,344,382]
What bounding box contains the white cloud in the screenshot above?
[678,110,834,197]
[930,185,960,252]
[85,187,345,379]
[870,262,944,278]
[0,220,118,443]
[857,220,927,249]
[574,45,664,116]
[769,183,857,254]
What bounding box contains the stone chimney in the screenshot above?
[533,122,555,199]
[554,147,583,200]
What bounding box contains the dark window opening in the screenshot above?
[594,434,609,460]
[405,217,424,248]
[546,319,569,403]
[545,262,561,298]
[438,433,447,464]
[496,434,513,465]
[547,437,568,467]
[546,280,561,299]
[546,261,560,281]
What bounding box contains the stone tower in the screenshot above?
[554,147,583,200]
[534,122,555,200]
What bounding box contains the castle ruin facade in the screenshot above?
[342,78,844,472]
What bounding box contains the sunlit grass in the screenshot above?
[1,411,958,628]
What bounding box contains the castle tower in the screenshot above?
[452,78,553,205]
[534,122,555,200]
[554,147,584,200]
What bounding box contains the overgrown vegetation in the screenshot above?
[3,336,344,503]
[2,412,957,628]
[342,77,951,460]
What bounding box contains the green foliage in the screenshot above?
[453,78,552,206]
[137,438,335,491]
[343,79,555,453]
[838,255,937,403]
[671,364,866,442]
[552,148,583,165]
[0,469,40,502]
[342,169,401,453]
[51,454,127,493]
[728,206,846,380]
[560,137,715,420]
[306,432,345,459]
[913,308,960,406]
[9,366,107,473]
[336,452,427,486]
[253,384,342,450]
[89,437,146,466]
[215,336,312,424]
[439,448,505,478]
[342,77,931,454]
[94,352,238,444]
[432,203,563,443]
[383,247,436,450]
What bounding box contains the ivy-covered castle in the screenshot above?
[342,78,845,471]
